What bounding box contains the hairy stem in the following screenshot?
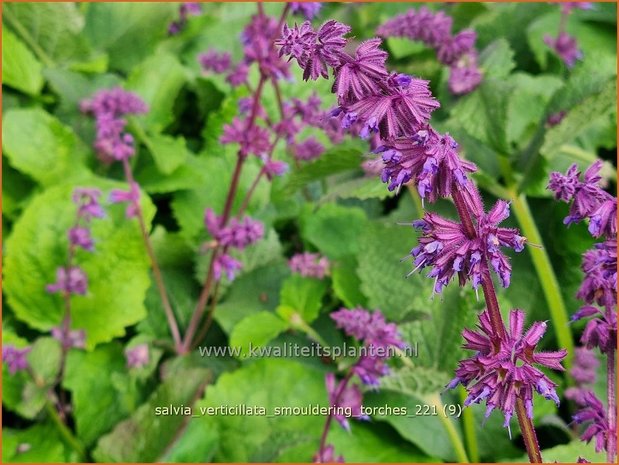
[607,348,616,463]
[509,191,574,368]
[122,158,182,352]
[451,187,542,462]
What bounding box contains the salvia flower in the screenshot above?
[448,53,483,95]
[46,266,89,295]
[377,127,477,198]
[213,253,243,281]
[221,117,271,157]
[81,88,147,163]
[573,305,617,355]
[125,343,150,369]
[290,137,325,161]
[68,227,94,252]
[572,391,610,453]
[204,208,264,250]
[2,345,31,375]
[565,347,599,404]
[51,327,86,350]
[263,158,289,180]
[325,372,365,431]
[109,182,141,218]
[410,200,526,294]
[199,51,232,73]
[313,444,344,463]
[544,32,582,68]
[168,2,202,35]
[577,240,617,310]
[448,309,567,431]
[288,252,330,278]
[290,2,322,20]
[72,188,105,220]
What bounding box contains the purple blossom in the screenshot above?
[168,2,202,35]
[448,54,483,95]
[544,32,582,68]
[213,253,243,281]
[411,200,525,293]
[263,158,289,180]
[565,347,599,404]
[561,2,594,15]
[51,327,86,350]
[68,227,94,252]
[72,188,105,220]
[81,88,147,163]
[437,30,477,65]
[313,444,344,463]
[290,137,325,161]
[577,240,617,310]
[204,208,264,250]
[377,7,453,48]
[377,128,477,198]
[290,2,322,20]
[199,51,232,73]
[2,345,31,375]
[109,182,140,218]
[325,372,365,431]
[226,63,249,87]
[221,117,271,157]
[573,391,610,453]
[575,305,617,355]
[547,110,567,127]
[46,266,88,295]
[288,252,330,279]
[125,343,150,369]
[448,309,566,430]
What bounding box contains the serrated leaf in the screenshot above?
[320,176,393,203]
[506,440,606,463]
[4,181,154,348]
[301,203,368,259]
[126,52,188,132]
[3,422,75,463]
[478,38,515,79]
[62,343,132,446]
[2,28,44,96]
[92,364,211,462]
[143,132,189,175]
[279,275,328,323]
[2,108,90,186]
[136,154,210,194]
[331,256,368,308]
[229,311,289,359]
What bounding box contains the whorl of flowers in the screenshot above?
[288,252,330,279]
[168,2,202,35]
[290,2,322,21]
[448,309,567,431]
[80,88,148,163]
[376,7,483,95]
[2,345,31,375]
[544,3,591,68]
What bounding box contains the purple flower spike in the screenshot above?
[448,53,483,95]
[51,327,86,350]
[290,2,322,20]
[544,32,583,68]
[325,372,365,431]
[288,252,330,279]
[573,391,610,453]
[449,309,566,429]
[291,137,325,161]
[410,200,526,293]
[68,226,94,252]
[221,117,271,157]
[577,240,617,310]
[109,182,141,218]
[72,188,105,220]
[263,159,289,180]
[213,253,243,282]
[2,345,31,375]
[199,51,232,73]
[125,343,150,369]
[46,266,88,295]
[204,208,264,250]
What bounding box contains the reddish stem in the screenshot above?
[122,158,182,352]
[317,371,353,459]
[607,347,617,463]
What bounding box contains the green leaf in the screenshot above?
[279,275,328,323]
[2,108,90,186]
[284,144,365,194]
[540,79,617,159]
[320,176,394,203]
[83,3,177,73]
[2,28,44,96]
[4,3,91,66]
[92,364,211,462]
[197,359,326,462]
[143,132,189,175]
[126,52,188,132]
[136,154,210,194]
[3,423,74,463]
[301,203,367,259]
[331,256,368,308]
[62,343,132,446]
[4,181,154,348]
[356,221,431,321]
[478,38,515,79]
[506,440,606,463]
[229,311,289,359]
[214,263,289,334]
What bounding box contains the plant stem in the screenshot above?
[508,190,574,368]
[425,393,470,463]
[451,186,543,463]
[316,371,353,459]
[607,348,616,463]
[45,401,87,460]
[516,398,543,463]
[181,75,268,353]
[122,158,183,352]
[459,386,480,462]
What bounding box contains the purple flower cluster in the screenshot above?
[376,7,482,95]
[290,2,322,21]
[316,308,405,462]
[288,252,330,279]
[80,88,148,164]
[2,345,31,375]
[125,343,150,369]
[51,327,86,350]
[109,182,141,219]
[168,2,202,35]
[199,51,231,73]
[204,208,264,281]
[544,2,591,68]
[565,347,599,404]
[548,161,617,238]
[410,200,526,294]
[448,309,566,431]
[573,391,610,453]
